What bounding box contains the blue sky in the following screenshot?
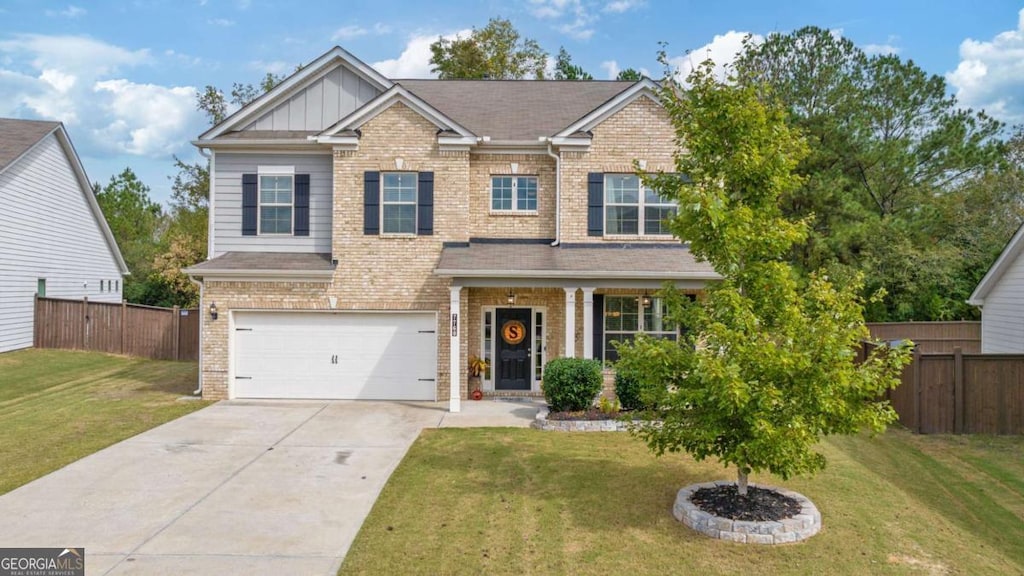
[2,0,1022,204]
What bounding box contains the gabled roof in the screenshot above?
[0,118,129,275]
[968,222,1024,306]
[319,84,475,140]
[553,78,662,139]
[0,118,61,171]
[199,46,393,141]
[396,79,634,142]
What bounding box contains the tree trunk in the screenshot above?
[737,468,749,496]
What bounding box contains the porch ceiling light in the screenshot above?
[507,289,516,305]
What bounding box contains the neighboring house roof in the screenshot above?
[0,118,129,276]
[434,241,719,280]
[968,222,1024,306]
[0,118,61,171]
[394,79,635,141]
[184,252,335,280]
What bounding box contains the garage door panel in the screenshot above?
[233,312,437,400]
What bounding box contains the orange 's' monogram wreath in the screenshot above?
[501,320,526,345]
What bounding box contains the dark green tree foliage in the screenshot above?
[734,27,1006,320]
[553,47,593,80]
[541,358,603,412]
[197,71,286,126]
[616,68,643,81]
[615,60,911,496]
[430,17,548,79]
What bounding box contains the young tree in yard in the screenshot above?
[614,60,912,496]
[151,157,210,307]
[430,17,548,79]
[553,47,592,80]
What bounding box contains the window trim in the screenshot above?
[604,174,676,236]
[257,172,295,236]
[601,295,678,362]
[380,171,418,235]
[490,175,539,214]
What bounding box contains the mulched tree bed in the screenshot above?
[690,484,802,522]
[546,409,621,421]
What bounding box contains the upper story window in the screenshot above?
[260,174,294,234]
[491,176,538,212]
[382,172,417,234]
[605,174,676,236]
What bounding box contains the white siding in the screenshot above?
[244,65,381,132]
[0,134,123,353]
[981,250,1024,353]
[213,153,333,255]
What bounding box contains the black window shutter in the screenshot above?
[242,173,258,236]
[417,171,434,235]
[592,293,604,361]
[364,171,380,235]
[587,172,604,236]
[294,174,310,236]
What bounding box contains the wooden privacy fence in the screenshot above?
[866,321,980,353]
[863,343,1024,435]
[34,296,199,361]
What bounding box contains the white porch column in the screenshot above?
[563,287,577,358]
[449,286,462,413]
[581,287,596,360]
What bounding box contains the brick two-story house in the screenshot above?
[185,46,718,411]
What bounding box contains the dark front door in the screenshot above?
[495,308,531,390]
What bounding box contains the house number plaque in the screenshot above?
[501,320,526,345]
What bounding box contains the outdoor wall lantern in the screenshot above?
[641,292,652,308]
[209,302,219,321]
[506,289,516,306]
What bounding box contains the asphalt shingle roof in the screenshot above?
[0,118,60,171]
[187,252,335,271]
[396,80,634,141]
[435,241,718,279]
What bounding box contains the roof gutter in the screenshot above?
[434,268,721,280]
[545,139,561,247]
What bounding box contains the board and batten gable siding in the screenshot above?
[981,251,1024,353]
[0,132,123,353]
[243,65,381,132]
[213,153,333,255]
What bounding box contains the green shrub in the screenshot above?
[542,357,603,412]
[614,369,644,411]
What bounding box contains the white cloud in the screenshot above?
[603,0,644,14]
[529,0,597,40]
[668,31,762,83]
[93,80,199,156]
[372,30,471,78]
[600,60,619,79]
[0,34,202,159]
[45,5,86,18]
[946,8,1024,123]
[863,35,901,56]
[249,59,291,74]
[333,25,368,41]
[207,18,235,27]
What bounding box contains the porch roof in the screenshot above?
[434,240,719,281]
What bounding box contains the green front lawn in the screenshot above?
[340,428,1024,575]
[0,349,210,495]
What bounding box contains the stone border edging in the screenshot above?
[673,481,821,544]
[530,407,633,431]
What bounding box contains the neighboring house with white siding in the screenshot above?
[0,118,128,354]
[968,223,1024,353]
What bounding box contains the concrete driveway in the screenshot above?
[0,400,539,575]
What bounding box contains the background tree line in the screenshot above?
[96,19,1023,321]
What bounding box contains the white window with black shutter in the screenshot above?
[241,167,310,237]
[587,172,679,237]
[364,171,434,236]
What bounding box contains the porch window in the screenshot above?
[603,295,677,361]
[259,174,294,234]
[483,310,493,381]
[534,310,544,381]
[382,172,417,234]
[605,174,676,235]
[491,176,538,212]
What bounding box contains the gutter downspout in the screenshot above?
[189,275,204,396]
[545,140,561,246]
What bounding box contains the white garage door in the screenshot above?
[232,312,437,400]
